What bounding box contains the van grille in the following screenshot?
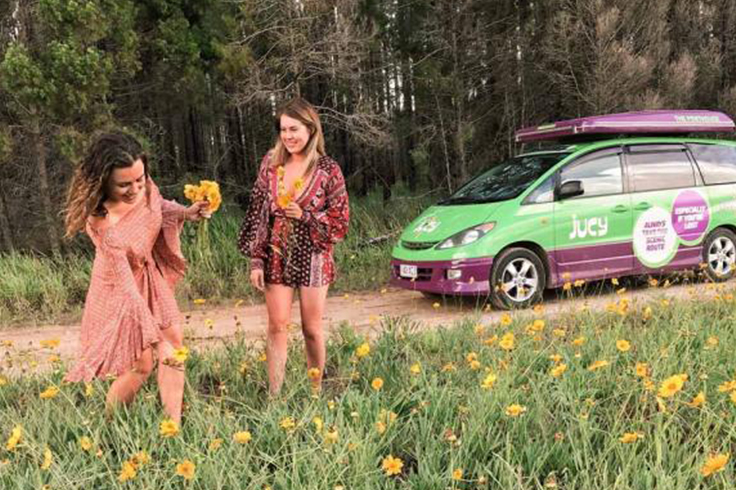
[401,240,439,250]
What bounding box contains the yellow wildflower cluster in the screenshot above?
[183,180,222,212]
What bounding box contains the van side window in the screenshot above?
[524,174,555,204]
[627,149,695,192]
[559,153,623,199]
[689,144,736,185]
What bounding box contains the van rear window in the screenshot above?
[689,144,736,185]
[439,153,568,205]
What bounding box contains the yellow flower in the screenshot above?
[312,417,324,433]
[619,432,644,443]
[499,332,515,351]
[635,363,649,378]
[40,447,52,470]
[277,193,293,209]
[39,386,59,399]
[409,363,421,375]
[118,461,137,482]
[131,451,149,467]
[258,352,267,362]
[701,453,729,477]
[587,360,609,372]
[706,336,719,348]
[432,302,441,309]
[355,343,370,358]
[375,421,386,434]
[572,336,585,347]
[307,367,321,380]
[371,377,384,391]
[79,437,93,452]
[172,346,189,364]
[505,404,527,417]
[233,431,252,444]
[279,417,296,431]
[39,339,60,349]
[550,363,567,378]
[294,177,305,192]
[658,374,687,398]
[553,328,566,337]
[531,319,545,331]
[611,277,619,286]
[731,391,736,405]
[441,362,456,372]
[192,298,206,305]
[176,459,196,480]
[616,340,631,352]
[6,426,21,451]
[499,313,512,327]
[452,468,463,481]
[469,360,481,370]
[159,419,180,438]
[324,428,339,445]
[573,279,585,287]
[686,392,706,408]
[0,375,7,386]
[642,306,653,320]
[381,454,404,476]
[481,372,497,389]
[717,380,736,393]
[208,438,223,451]
[549,354,563,363]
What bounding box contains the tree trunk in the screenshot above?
[31,119,61,254]
[0,187,14,251]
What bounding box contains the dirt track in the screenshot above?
[0,279,730,376]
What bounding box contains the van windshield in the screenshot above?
[439,153,568,205]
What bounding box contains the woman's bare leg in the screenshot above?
[157,325,185,423]
[265,283,294,396]
[106,347,154,414]
[299,285,329,391]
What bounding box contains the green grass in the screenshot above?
[0,288,735,488]
[0,187,432,327]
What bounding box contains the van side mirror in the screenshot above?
[558,180,584,200]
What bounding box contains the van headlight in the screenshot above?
[436,222,496,249]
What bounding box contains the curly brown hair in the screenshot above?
[64,131,148,238]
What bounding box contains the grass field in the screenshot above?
[0,188,433,327]
[0,286,735,489]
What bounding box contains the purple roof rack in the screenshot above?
[515,110,735,143]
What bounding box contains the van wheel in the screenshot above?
[703,228,736,282]
[489,248,546,310]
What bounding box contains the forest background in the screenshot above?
[3,0,736,254]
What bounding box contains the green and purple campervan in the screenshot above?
[391,110,736,309]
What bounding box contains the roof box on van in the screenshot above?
[515,110,735,143]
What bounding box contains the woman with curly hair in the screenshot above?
[64,131,209,422]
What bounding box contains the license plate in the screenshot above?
[399,264,418,279]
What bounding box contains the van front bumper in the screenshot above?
[390,257,493,295]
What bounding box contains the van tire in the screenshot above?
[702,228,736,282]
[489,248,546,310]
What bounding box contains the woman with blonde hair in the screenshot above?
[238,97,350,395]
[64,131,209,422]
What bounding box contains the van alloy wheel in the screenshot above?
[707,236,736,277]
[501,258,538,302]
[702,228,736,282]
[489,247,546,310]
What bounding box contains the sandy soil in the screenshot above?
[0,279,729,377]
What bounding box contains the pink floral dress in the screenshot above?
[65,181,188,382]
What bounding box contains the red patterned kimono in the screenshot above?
[65,181,188,382]
[237,153,350,287]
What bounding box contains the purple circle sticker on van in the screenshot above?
[671,190,709,240]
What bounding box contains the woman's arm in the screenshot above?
[237,155,272,270]
[301,163,350,250]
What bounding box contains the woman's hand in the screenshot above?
[250,269,265,292]
[185,201,211,221]
[284,202,303,220]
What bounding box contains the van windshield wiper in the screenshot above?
[438,196,480,205]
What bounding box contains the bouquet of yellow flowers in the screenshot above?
[183,180,222,265]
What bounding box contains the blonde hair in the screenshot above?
[64,131,148,238]
[271,97,325,175]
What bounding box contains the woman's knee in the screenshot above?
[133,349,155,378]
[301,322,323,343]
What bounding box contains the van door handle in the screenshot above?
[634,202,652,211]
[611,205,628,213]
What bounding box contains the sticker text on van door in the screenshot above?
[569,215,609,240]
